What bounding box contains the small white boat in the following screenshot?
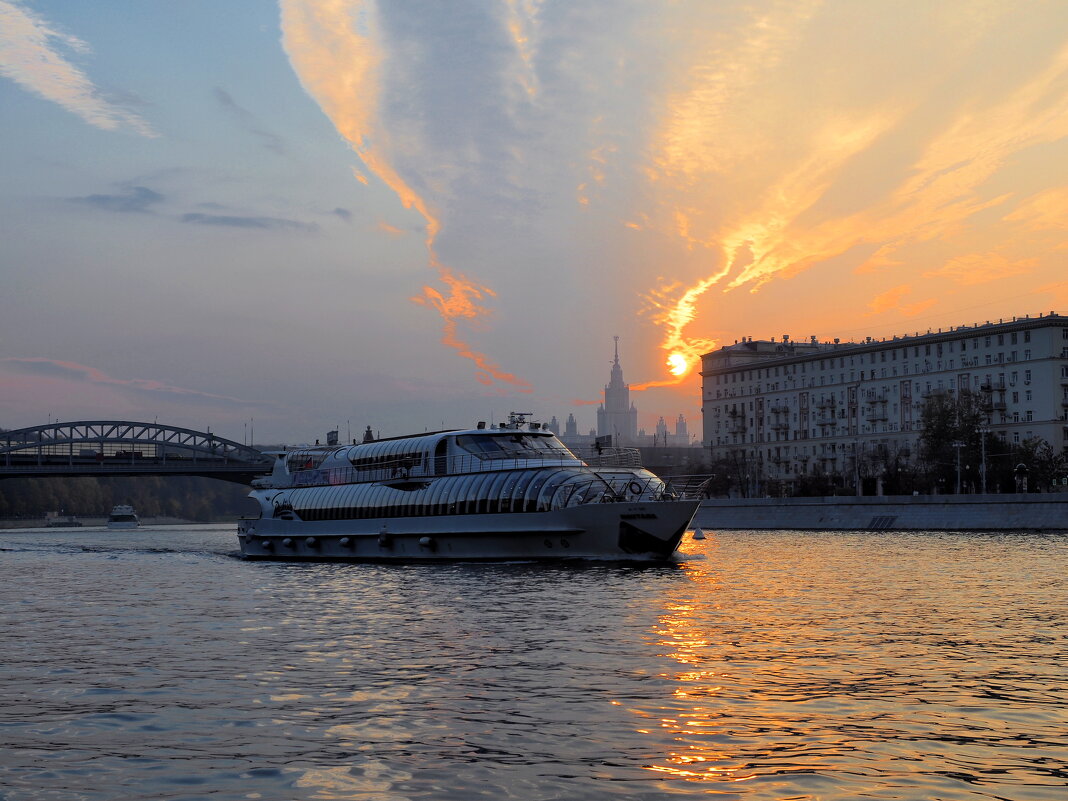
[106,505,139,529]
[692,527,705,540]
[238,414,699,562]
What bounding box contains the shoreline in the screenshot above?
[0,516,240,529]
[694,493,1068,531]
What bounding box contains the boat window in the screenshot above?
[454,433,573,460]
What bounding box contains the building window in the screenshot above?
[1024,330,1031,342]
[1011,332,1018,344]
[1026,410,1033,422]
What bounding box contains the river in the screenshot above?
[1,524,1064,800]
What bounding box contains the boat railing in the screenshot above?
[562,472,677,505]
[290,454,586,487]
[284,458,680,504]
[576,447,643,468]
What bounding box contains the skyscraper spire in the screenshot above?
[598,336,638,445]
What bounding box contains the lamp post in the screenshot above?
[978,427,989,494]
[952,440,964,494]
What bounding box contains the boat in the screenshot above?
[238,413,699,561]
[106,505,139,529]
[46,512,82,528]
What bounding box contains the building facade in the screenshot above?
[702,313,1068,491]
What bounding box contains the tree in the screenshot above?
[1013,437,1068,493]
[918,389,992,493]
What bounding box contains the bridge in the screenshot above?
[0,421,273,484]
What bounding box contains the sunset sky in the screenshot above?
[3,0,1067,444]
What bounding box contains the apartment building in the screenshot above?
[701,312,1068,488]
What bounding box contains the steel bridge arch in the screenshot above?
[0,420,272,483]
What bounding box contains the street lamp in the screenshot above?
[978,427,990,494]
[952,440,964,494]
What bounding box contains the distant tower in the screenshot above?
[547,415,560,434]
[675,414,688,441]
[655,416,668,444]
[597,336,639,445]
[565,413,578,436]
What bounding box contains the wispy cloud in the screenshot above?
[213,86,288,155]
[638,2,1068,379]
[69,185,164,213]
[280,0,532,392]
[181,212,317,232]
[0,0,154,135]
[925,253,1036,286]
[0,358,255,406]
[866,284,936,317]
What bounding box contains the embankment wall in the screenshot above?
[693,494,1068,531]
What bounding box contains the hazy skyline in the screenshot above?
[3,1,1067,443]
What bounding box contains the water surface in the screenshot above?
[1,525,1065,800]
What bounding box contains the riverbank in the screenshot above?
[694,493,1068,531]
[0,516,236,529]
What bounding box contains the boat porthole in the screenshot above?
[305,537,318,547]
[260,540,272,549]
[544,539,553,548]
[561,539,570,548]
[339,537,352,547]
[282,538,293,547]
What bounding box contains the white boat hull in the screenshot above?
[238,499,698,562]
[106,521,139,530]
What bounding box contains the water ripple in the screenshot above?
[0,526,1065,800]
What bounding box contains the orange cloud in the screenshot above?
[868,285,911,315]
[638,10,1068,383]
[376,220,404,237]
[1004,187,1068,232]
[866,285,937,318]
[925,253,1036,286]
[280,0,529,390]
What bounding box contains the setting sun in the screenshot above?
[667,353,689,376]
